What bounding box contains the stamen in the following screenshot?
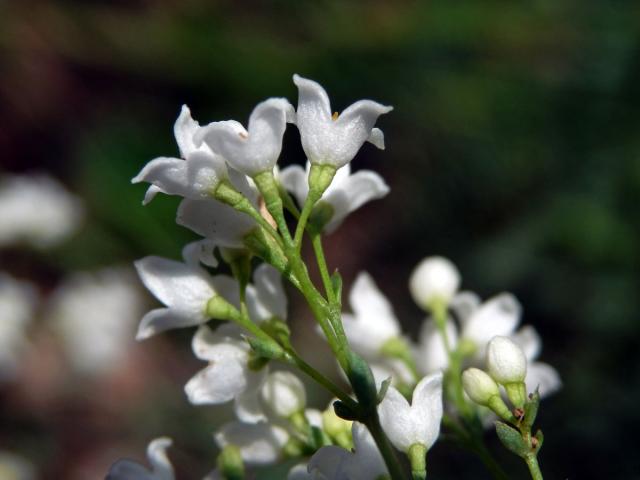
[239,132,248,139]
[332,112,339,121]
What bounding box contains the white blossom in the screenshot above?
[132,106,228,205]
[378,372,443,453]
[134,256,238,340]
[107,437,174,480]
[308,422,388,480]
[260,371,306,418]
[293,74,392,168]
[214,421,289,466]
[245,264,287,323]
[196,98,295,177]
[48,267,144,375]
[409,256,460,310]
[341,272,401,359]
[176,169,258,249]
[0,274,37,381]
[486,336,527,384]
[0,174,83,248]
[279,162,389,233]
[511,326,562,396]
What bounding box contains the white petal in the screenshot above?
[214,422,289,466]
[174,105,200,158]
[287,463,314,480]
[411,372,444,449]
[176,198,256,249]
[185,360,248,405]
[293,74,332,126]
[450,291,481,326]
[182,239,219,268]
[247,264,287,321]
[190,325,247,362]
[135,256,216,312]
[234,389,267,423]
[526,362,561,398]
[278,164,309,207]
[378,386,414,452]
[511,325,542,361]
[147,437,175,480]
[136,308,203,340]
[462,293,521,356]
[308,446,351,480]
[323,170,389,233]
[261,371,306,418]
[367,128,385,149]
[417,319,457,374]
[347,422,388,479]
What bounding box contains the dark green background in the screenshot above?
[1,1,638,478]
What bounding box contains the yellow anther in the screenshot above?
[332,111,339,121]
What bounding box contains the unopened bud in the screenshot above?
[487,336,527,408]
[260,371,306,418]
[409,256,460,311]
[462,368,500,406]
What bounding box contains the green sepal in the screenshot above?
[246,336,284,361]
[377,377,392,404]
[333,399,360,421]
[216,445,244,480]
[346,351,378,412]
[523,389,540,430]
[308,163,337,199]
[495,421,527,458]
[408,443,427,480]
[331,270,343,306]
[253,171,284,217]
[243,229,288,272]
[206,296,241,322]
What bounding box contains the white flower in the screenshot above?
[107,437,174,480]
[48,267,144,375]
[0,273,37,381]
[511,326,561,397]
[214,421,289,466]
[0,451,36,480]
[184,325,266,419]
[260,371,306,418]
[486,336,527,384]
[293,75,392,168]
[134,256,238,340]
[416,318,457,374]
[176,169,258,249]
[341,272,401,359]
[279,162,389,233]
[409,256,460,310]
[196,98,295,177]
[378,372,443,453]
[132,106,228,205]
[246,264,287,323]
[0,174,83,248]
[308,422,388,480]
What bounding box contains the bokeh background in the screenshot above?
[1,1,639,478]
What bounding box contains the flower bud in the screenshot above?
[409,256,460,310]
[462,368,500,406]
[486,336,527,385]
[260,371,306,418]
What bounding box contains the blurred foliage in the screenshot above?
[1,0,639,478]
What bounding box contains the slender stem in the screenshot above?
[310,233,336,303]
[524,454,543,480]
[294,193,318,251]
[285,350,357,411]
[364,414,408,480]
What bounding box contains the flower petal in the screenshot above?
[214,422,289,466]
[378,385,413,452]
[247,264,287,321]
[451,291,481,326]
[348,422,388,479]
[511,325,542,361]
[417,319,457,374]
[184,360,248,405]
[234,388,267,423]
[462,293,521,355]
[134,256,215,312]
[147,437,175,480]
[367,128,385,149]
[411,372,444,449]
[136,308,202,340]
[174,105,200,158]
[190,325,247,362]
[182,239,219,268]
[526,362,561,398]
[308,445,351,480]
[278,164,308,207]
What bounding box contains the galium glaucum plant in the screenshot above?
[108,75,561,480]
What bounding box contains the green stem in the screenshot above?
[294,192,319,250]
[364,414,408,480]
[524,454,543,480]
[311,233,336,304]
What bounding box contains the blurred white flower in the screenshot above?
[511,326,562,397]
[409,256,460,310]
[260,371,306,418]
[341,272,401,360]
[48,267,143,375]
[134,256,238,340]
[0,273,37,381]
[293,75,392,168]
[132,105,228,205]
[0,173,83,248]
[196,98,295,177]
[279,162,389,233]
[245,263,287,323]
[308,422,387,480]
[378,372,443,453]
[214,421,289,466]
[107,437,174,480]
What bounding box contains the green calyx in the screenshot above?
[206,295,240,322]
[408,443,427,480]
[216,445,244,480]
[504,381,527,409]
[308,163,337,200]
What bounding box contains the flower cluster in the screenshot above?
[110,75,560,480]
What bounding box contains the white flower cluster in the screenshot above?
[111,76,560,479]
